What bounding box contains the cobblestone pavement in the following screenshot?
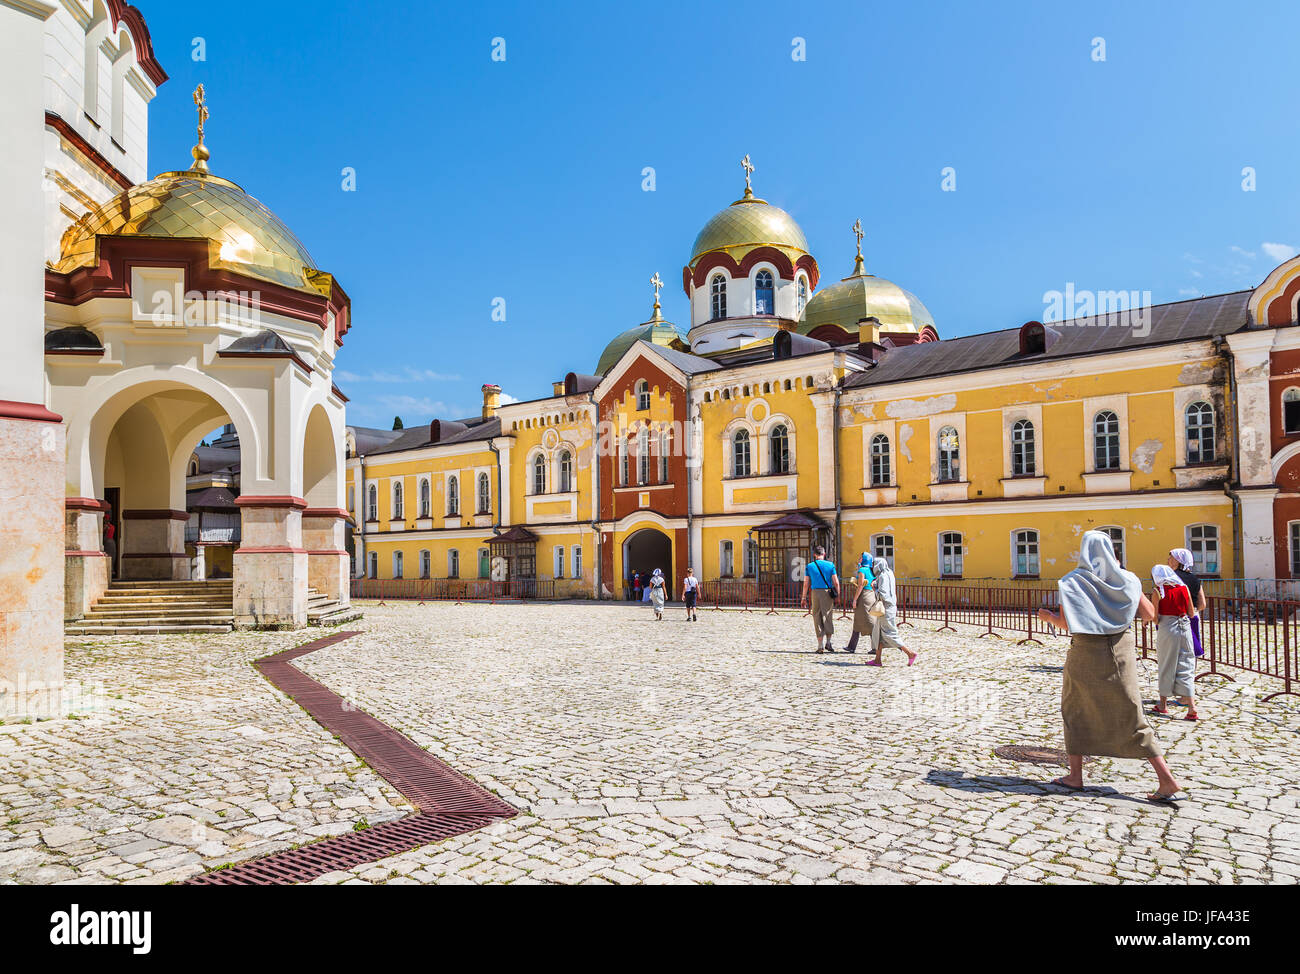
[2,601,1297,884]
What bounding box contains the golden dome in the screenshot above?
[55,168,323,293]
[596,315,687,375]
[798,255,934,335]
[689,195,809,267]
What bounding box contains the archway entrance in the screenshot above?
[623,528,672,600]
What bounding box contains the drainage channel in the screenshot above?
[184,631,516,885]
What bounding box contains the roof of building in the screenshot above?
[186,486,239,510]
[191,446,240,474]
[690,193,809,266]
[365,416,501,456]
[843,290,1252,390]
[798,255,935,335]
[348,425,406,456]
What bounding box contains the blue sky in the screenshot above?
[142,0,1300,427]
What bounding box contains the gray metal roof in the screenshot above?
[844,290,1252,389]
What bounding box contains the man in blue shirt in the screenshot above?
[800,545,840,653]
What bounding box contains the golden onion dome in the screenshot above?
[55,168,324,293]
[797,254,935,335]
[689,194,809,267]
[596,311,687,376]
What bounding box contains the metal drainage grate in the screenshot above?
[183,631,514,885]
[993,745,1097,766]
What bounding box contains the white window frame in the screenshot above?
[392,480,404,519]
[1011,528,1039,578]
[636,380,650,411]
[871,533,894,563]
[1184,400,1216,465]
[477,472,491,514]
[419,549,430,579]
[1098,525,1125,568]
[572,546,583,579]
[554,546,565,579]
[393,550,404,579]
[939,531,963,578]
[1186,524,1220,576]
[720,539,735,577]
[448,548,460,579]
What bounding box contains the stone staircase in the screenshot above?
[66,580,361,635]
[66,579,235,635]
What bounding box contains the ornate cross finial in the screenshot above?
[650,271,664,318]
[741,154,754,197]
[852,219,864,257]
[190,83,211,173]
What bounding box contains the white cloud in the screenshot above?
[1261,241,1297,263]
[499,392,521,405]
[335,367,461,384]
[1230,245,1256,259]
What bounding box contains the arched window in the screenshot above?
[940,531,963,577]
[448,549,460,578]
[769,424,790,473]
[1185,401,1215,464]
[477,472,491,513]
[637,427,650,485]
[937,426,960,482]
[447,475,459,516]
[732,429,752,477]
[367,551,377,578]
[419,549,430,579]
[755,270,775,315]
[558,449,573,492]
[636,380,650,411]
[1013,529,1039,578]
[871,533,894,562]
[1187,524,1219,575]
[367,484,377,521]
[419,478,430,518]
[1011,419,1036,476]
[797,277,808,315]
[618,436,628,486]
[393,550,404,579]
[393,481,404,519]
[1099,526,1125,567]
[659,430,670,483]
[1284,388,1300,435]
[710,274,727,319]
[1093,410,1120,470]
[532,453,546,495]
[870,433,891,486]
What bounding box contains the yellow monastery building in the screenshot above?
[344,160,1277,599]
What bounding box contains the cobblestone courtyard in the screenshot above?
[1,601,1297,885]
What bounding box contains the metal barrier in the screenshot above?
[350,578,560,603]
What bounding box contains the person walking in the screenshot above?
[1035,530,1184,803]
[1168,547,1206,659]
[843,552,879,655]
[865,557,917,666]
[682,566,699,621]
[648,568,667,621]
[800,546,839,653]
[1151,564,1199,720]
[102,507,117,580]
[631,569,642,602]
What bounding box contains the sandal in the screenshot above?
[1151,706,1169,716]
[864,659,882,667]
[1185,711,1199,721]
[1146,789,1186,804]
[1050,776,1084,792]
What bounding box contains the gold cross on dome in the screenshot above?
[741,154,754,193]
[193,84,209,142]
[650,272,663,302]
[852,219,864,258]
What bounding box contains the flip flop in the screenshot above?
[1185,712,1199,721]
[1146,789,1186,804]
[1050,776,1084,792]
[907,654,919,666]
[864,660,882,667]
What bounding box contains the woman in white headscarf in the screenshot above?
[1168,547,1206,658]
[1036,530,1183,802]
[1151,564,1198,719]
[648,568,667,621]
[865,557,918,667]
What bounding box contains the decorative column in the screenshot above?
[1226,330,1278,580]
[234,496,309,628]
[64,496,109,620]
[303,507,351,605]
[120,509,190,580]
[811,391,836,510]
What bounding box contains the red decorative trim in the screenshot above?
[306,549,349,556]
[331,383,349,403]
[0,399,63,424]
[65,550,108,557]
[106,0,168,87]
[45,347,105,356]
[65,496,109,512]
[235,495,308,510]
[122,509,190,521]
[237,546,309,554]
[303,507,351,519]
[45,236,353,346]
[122,552,189,558]
[218,349,312,374]
[807,324,856,346]
[44,112,133,190]
[689,247,821,291]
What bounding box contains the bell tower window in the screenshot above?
[755,271,775,316]
[710,275,727,319]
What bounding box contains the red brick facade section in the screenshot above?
[598,356,690,525]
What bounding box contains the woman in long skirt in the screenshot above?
[866,558,917,667]
[648,568,666,621]
[1169,547,1206,658]
[1151,564,1198,720]
[1036,530,1184,802]
[843,553,877,655]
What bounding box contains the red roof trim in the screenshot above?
[107,0,168,87]
[44,112,133,190]
[0,399,63,424]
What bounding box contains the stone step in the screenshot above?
[107,583,233,590]
[85,607,236,619]
[77,618,235,629]
[308,602,364,626]
[95,594,233,605]
[66,624,233,635]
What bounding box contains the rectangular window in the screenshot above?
[940,532,963,578]
[743,539,758,578]
[872,534,894,563]
[554,546,565,579]
[448,549,459,578]
[393,551,403,579]
[1013,530,1039,577]
[1188,525,1219,576]
[1100,527,1125,567]
[347,486,355,513]
[419,549,430,579]
[720,540,735,577]
[1286,393,1300,435]
[478,547,490,579]
[573,546,583,579]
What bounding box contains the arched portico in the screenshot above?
[621,527,673,599]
